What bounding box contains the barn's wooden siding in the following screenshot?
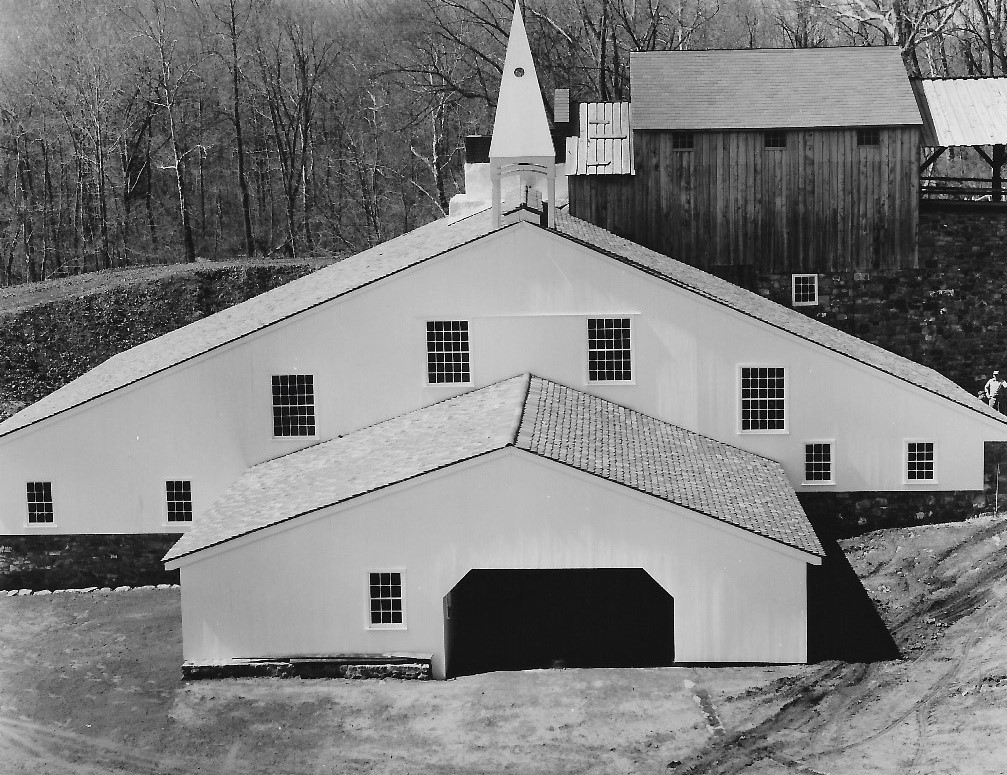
[569,127,919,272]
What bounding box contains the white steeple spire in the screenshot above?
[488,0,557,227]
[489,0,554,160]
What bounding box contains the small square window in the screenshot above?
[272,374,316,437]
[26,481,54,524]
[166,480,193,523]
[792,274,818,306]
[671,132,694,150]
[427,321,470,384]
[588,318,632,382]
[804,442,834,484]
[907,441,935,481]
[740,366,786,432]
[765,131,787,149]
[857,128,880,146]
[368,571,405,628]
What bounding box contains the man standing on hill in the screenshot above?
[984,370,1006,413]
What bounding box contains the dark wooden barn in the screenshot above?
[566,47,923,279]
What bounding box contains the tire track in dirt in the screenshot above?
[675,519,1007,775]
[0,714,196,775]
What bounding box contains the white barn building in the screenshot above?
[1,4,1005,676]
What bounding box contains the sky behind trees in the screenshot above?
[0,0,1001,285]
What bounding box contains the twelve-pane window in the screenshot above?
[792,274,818,306]
[369,571,404,626]
[588,318,632,381]
[907,442,935,481]
[272,374,316,436]
[426,321,470,384]
[166,480,193,522]
[741,367,786,431]
[804,443,833,483]
[26,482,53,524]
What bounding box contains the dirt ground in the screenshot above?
[3,515,1007,774]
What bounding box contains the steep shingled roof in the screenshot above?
[164,375,821,564]
[630,47,922,131]
[1,206,1001,438]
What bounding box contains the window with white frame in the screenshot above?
[426,321,470,384]
[792,274,818,306]
[588,317,632,381]
[165,480,193,522]
[804,442,834,484]
[368,571,405,628]
[271,374,316,437]
[26,481,54,524]
[740,366,786,431]
[906,441,936,481]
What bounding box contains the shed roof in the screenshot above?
[630,47,922,130]
[164,374,822,563]
[912,78,1007,146]
[1,206,1002,439]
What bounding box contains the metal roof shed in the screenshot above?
[913,78,1007,201]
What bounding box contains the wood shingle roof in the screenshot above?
[630,47,922,131]
[1,206,1001,438]
[164,374,822,564]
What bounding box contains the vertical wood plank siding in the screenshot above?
[568,128,919,272]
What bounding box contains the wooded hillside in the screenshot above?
[0,0,1003,285]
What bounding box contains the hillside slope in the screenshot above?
[679,513,1007,775]
[0,260,331,421]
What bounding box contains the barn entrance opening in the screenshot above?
[443,568,674,678]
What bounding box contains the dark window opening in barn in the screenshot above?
[857,129,880,147]
[26,481,54,524]
[764,131,787,149]
[271,374,316,437]
[368,571,405,628]
[165,480,193,522]
[907,442,935,481]
[740,366,786,432]
[791,274,818,306]
[804,443,833,483]
[443,569,674,678]
[427,321,471,384]
[588,318,632,381]
[671,132,694,150]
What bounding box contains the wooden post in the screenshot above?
[995,145,1006,202]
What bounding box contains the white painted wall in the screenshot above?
[1,221,1003,534]
[171,449,816,677]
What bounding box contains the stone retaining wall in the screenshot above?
[754,204,1007,397]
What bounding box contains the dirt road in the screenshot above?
[4,515,1007,774]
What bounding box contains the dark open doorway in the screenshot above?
[443,568,674,678]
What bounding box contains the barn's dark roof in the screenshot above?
[164,374,822,563]
[1,205,1001,438]
[630,47,922,130]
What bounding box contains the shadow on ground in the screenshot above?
[807,523,900,662]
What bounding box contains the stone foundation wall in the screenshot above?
[750,206,1007,534]
[753,203,1007,397]
[798,491,985,538]
[0,534,180,590]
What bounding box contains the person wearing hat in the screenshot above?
[984,370,1007,413]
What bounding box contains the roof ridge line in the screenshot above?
[555,213,1006,426]
[512,373,537,447]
